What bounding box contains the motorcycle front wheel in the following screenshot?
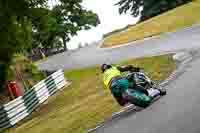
[151,82,167,96]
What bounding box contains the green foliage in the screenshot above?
[0,0,100,88]
[31,1,100,51]
[0,64,10,91]
[12,55,45,88]
[25,63,45,81]
[116,0,142,17]
[49,3,100,51]
[116,0,193,21]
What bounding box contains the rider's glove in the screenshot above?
[127,65,140,72]
[132,67,140,72]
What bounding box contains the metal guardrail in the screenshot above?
[0,70,67,131]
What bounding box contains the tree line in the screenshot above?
[116,0,193,22]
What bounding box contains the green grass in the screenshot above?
[102,0,200,47]
[8,55,176,133]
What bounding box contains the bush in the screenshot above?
[25,63,45,84]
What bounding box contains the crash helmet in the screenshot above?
[101,64,112,73]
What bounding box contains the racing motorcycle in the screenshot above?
[122,70,167,108]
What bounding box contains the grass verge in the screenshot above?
[102,0,200,47]
[7,54,176,133]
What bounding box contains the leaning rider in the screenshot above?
[101,64,148,106]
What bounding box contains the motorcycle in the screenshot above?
[122,70,167,108]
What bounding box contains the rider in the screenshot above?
[101,64,148,106]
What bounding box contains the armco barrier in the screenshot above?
[0,69,67,131]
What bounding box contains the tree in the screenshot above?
[51,4,100,51]
[31,1,100,52]
[116,0,192,21]
[0,0,100,90]
[0,0,39,89]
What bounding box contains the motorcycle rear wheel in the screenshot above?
[126,90,152,108]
